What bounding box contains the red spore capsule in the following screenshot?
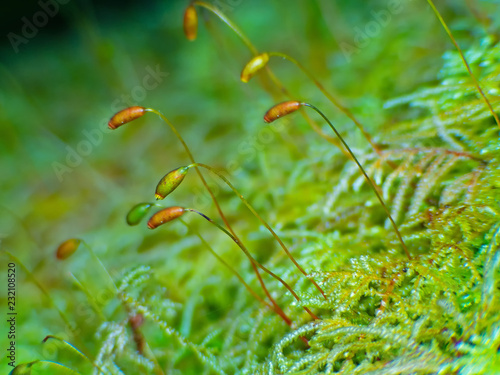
[108,106,146,130]
[147,207,186,229]
[264,101,302,123]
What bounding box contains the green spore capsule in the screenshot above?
[126,203,155,226]
[155,166,190,200]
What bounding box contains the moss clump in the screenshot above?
[6,2,500,375]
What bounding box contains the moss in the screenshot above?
[5,1,500,374]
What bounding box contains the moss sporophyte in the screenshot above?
[13,1,500,374]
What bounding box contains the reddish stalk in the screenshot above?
[184,208,320,321]
[186,162,327,299]
[109,107,296,328]
[264,101,411,260]
[142,108,295,326]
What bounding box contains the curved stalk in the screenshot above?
[187,162,328,299]
[180,218,273,310]
[268,51,382,155]
[3,252,79,341]
[189,1,345,149]
[68,273,108,322]
[185,208,320,321]
[145,108,235,234]
[427,0,500,129]
[192,1,258,54]
[42,336,105,374]
[301,103,411,260]
[11,360,82,374]
[143,108,290,326]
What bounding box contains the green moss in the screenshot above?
[4,1,500,374]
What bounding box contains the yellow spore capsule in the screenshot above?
[241,53,269,83]
[183,5,198,41]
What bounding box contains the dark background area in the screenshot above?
[1,0,145,35]
[0,0,173,55]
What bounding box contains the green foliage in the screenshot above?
[3,1,500,374]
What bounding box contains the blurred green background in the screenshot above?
[1,0,498,373]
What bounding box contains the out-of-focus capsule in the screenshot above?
[56,238,81,260]
[183,5,198,41]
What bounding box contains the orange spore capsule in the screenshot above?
[183,5,198,41]
[263,101,302,123]
[108,106,146,130]
[147,206,186,229]
[56,238,81,260]
[241,53,269,83]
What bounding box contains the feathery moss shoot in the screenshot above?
[12,2,500,374]
[264,101,411,260]
[148,205,319,324]
[155,162,328,299]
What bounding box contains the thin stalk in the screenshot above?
[145,108,234,235]
[188,162,328,299]
[42,336,105,374]
[427,0,500,129]
[268,51,382,156]
[144,108,289,326]
[297,107,346,152]
[302,103,411,260]
[3,252,78,340]
[189,2,345,150]
[70,242,163,374]
[193,1,258,54]
[68,273,107,322]
[185,208,320,321]
[180,219,273,310]
[12,360,82,374]
[81,240,118,292]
